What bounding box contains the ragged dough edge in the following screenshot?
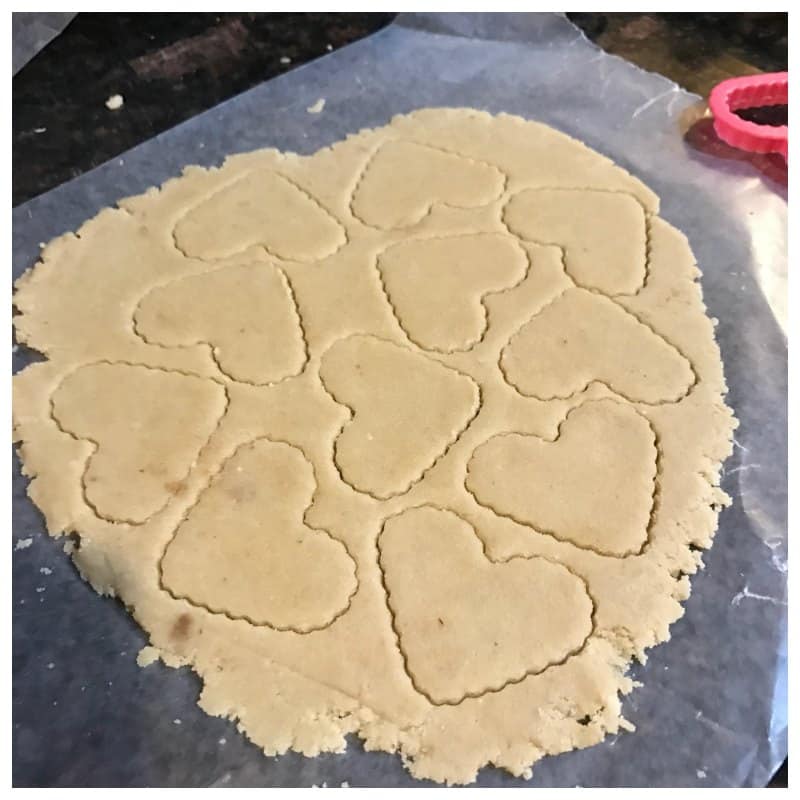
[130,621,640,786]
[12,109,736,785]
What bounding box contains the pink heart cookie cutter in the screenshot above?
[709,71,788,161]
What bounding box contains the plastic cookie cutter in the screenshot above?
[709,71,788,160]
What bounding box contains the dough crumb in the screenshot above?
[34,126,46,133]
[325,43,333,51]
[46,662,55,670]
[173,718,182,725]
[279,56,291,65]
[105,94,124,111]
[218,737,226,745]
[307,98,326,114]
[136,645,161,667]
[697,769,707,779]
[39,567,52,575]
[340,781,349,788]
[35,586,46,593]
[619,717,636,732]
[15,537,33,551]
[12,344,18,353]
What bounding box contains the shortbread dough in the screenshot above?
[13,108,736,785]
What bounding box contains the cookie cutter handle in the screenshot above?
[708,72,788,160]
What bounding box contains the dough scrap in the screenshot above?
[12,108,736,785]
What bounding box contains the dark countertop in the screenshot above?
[13,13,393,206]
[12,12,788,789]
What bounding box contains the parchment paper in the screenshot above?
[12,12,76,74]
[12,12,787,787]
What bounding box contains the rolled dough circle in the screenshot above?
[13,108,736,784]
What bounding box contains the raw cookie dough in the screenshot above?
[12,108,736,785]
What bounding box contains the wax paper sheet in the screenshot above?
[12,12,787,787]
[12,12,76,74]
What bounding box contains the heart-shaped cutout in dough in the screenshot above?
[378,505,593,705]
[466,399,657,556]
[174,168,346,262]
[351,140,506,229]
[503,188,647,295]
[377,233,529,352]
[51,363,227,524]
[500,287,695,403]
[135,263,307,385]
[319,335,480,499]
[161,438,357,631]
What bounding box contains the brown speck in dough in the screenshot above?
[11,108,735,785]
[171,613,192,641]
